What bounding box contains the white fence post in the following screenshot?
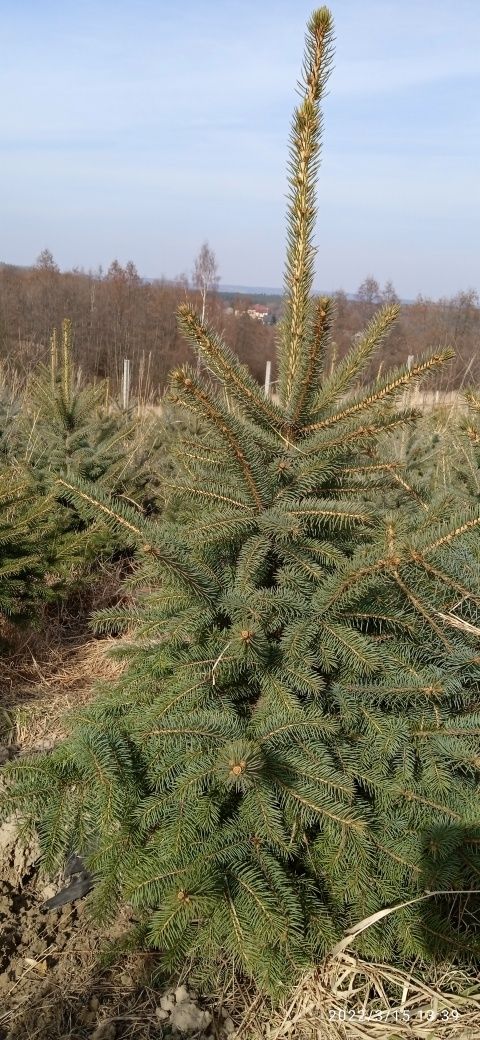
[121,358,131,410]
[264,360,272,397]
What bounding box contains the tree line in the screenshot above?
[0,252,478,397]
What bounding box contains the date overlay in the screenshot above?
[328,1008,459,1023]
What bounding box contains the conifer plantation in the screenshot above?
[2,7,480,999]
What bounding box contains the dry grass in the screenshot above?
[10,637,125,753]
[4,940,480,1040]
[0,566,128,753]
[1,625,125,755]
[400,390,467,414]
[232,956,480,1039]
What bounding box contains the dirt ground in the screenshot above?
[0,815,143,1040]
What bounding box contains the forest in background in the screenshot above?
[0,252,479,398]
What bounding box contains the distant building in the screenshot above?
[247,304,270,322]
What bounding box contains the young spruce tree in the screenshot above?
[0,472,60,624]
[12,319,164,564]
[3,9,480,991]
[19,319,161,495]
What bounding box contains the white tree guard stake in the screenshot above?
[264,359,272,397]
[121,358,131,410]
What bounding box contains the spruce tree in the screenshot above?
[0,471,60,624]
[18,320,154,490]
[3,9,480,992]
[12,319,164,563]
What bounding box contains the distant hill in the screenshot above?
[219,283,370,302]
[220,284,283,296]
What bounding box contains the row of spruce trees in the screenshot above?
[2,7,480,995]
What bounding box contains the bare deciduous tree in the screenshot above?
[192,241,219,324]
[357,275,381,306]
[35,248,59,273]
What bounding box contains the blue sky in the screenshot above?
[1,0,479,298]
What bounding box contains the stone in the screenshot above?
[33,738,55,751]
[155,1008,170,1021]
[224,1016,235,1034]
[174,984,190,1004]
[160,994,175,1012]
[170,1000,211,1033]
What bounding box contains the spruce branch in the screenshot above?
[61,318,72,406]
[423,510,480,553]
[169,367,267,510]
[299,409,421,457]
[162,480,254,511]
[177,304,285,433]
[303,348,454,434]
[56,478,148,544]
[56,478,221,605]
[307,303,401,420]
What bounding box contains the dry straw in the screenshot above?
[235,957,480,1039]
